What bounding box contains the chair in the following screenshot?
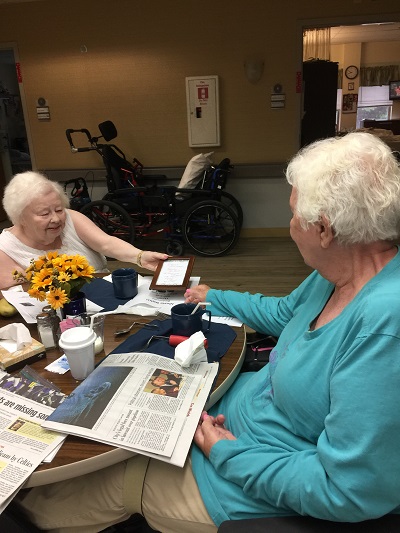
[218,514,400,532]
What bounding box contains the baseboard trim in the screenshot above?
[240,228,291,238]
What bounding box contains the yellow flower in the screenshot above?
[57,271,71,283]
[79,264,96,277]
[47,251,59,261]
[28,287,46,301]
[32,268,54,288]
[46,287,69,309]
[32,257,46,271]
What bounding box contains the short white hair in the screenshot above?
[286,132,400,245]
[2,171,69,225]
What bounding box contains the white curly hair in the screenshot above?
[2,171,69,225]
[286,132,400,245]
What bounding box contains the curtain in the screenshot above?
[303,28,331,61]
[338,69,343,90]
[360,65,400,86]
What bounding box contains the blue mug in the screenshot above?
[171,303,211,337]
[112,268,138,299]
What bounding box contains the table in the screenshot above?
[0,308,246,488]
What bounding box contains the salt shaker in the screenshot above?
[42,305,61,346]
[36,312,57,349]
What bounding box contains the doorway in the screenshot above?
[299,13,400,145]
[0,45,32,222]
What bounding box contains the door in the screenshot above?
[0,47,32,220]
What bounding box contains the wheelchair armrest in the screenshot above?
[218,515,400,533]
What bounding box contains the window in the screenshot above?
[356,85,392,129]
[336,89,342,132]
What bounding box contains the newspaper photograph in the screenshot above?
[0,385,67,514]
[43,352,219,467]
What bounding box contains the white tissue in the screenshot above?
[0,323,32,351]
[174,331,208,368]
[121,304,163,316]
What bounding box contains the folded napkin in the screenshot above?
[0,323,32,351]
[109,319,236,363]
[82,278,132,311]
[174,331,208,367]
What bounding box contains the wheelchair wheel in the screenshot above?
[166,239,184,256]
[80,200,135,244]
[182,200,240,257]
[218,191,243,228]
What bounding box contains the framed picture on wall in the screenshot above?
[342,93,358,114]
[347,82,354,91]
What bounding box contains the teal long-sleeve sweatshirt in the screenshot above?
[191,249,400,525]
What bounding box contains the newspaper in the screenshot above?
[0,381,67,513]
[42,352,219,467]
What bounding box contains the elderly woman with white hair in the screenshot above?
[15,133,400,532]
[0,171,167,288]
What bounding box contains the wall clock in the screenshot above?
[345,65,359,80]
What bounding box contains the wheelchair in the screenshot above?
[65,121,242,257]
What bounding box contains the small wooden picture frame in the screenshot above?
[149,257,195,291]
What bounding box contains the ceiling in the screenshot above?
[330,23,400,44]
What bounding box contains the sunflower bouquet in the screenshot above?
[13,252,95,310]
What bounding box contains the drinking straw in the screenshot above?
[190,302,211,315]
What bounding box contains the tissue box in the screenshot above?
[0,339,46,372]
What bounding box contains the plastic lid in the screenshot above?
[59,326,96,349]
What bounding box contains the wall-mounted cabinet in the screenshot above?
[186,75,220,147]
[301,60,339,147]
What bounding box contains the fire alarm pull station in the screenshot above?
[186,75,220,147]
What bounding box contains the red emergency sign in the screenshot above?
[16,62,22,83]
[198,87,209,100]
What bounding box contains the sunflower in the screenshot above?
[57,271,71,283]
[78,264,96,277]
[27,286,46,301]
[31,268,54,288]
[46,287,69,310]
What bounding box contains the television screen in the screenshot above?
[389,80,400,100]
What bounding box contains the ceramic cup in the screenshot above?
[171,303,211,337]
[59,326,96,380]
[112,268,138,299]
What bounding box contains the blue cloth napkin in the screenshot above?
[109,319,237,363]
[82,278,132,311]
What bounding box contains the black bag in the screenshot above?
[241,332,277,372]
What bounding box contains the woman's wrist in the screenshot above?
[136,250,145,267]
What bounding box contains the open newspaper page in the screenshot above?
[43,352,219,467]
[0,381,67,513]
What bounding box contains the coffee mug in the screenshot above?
[171,303,211,337]
[112,268,138,299]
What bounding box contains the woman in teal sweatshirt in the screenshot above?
[188,132,400,525]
